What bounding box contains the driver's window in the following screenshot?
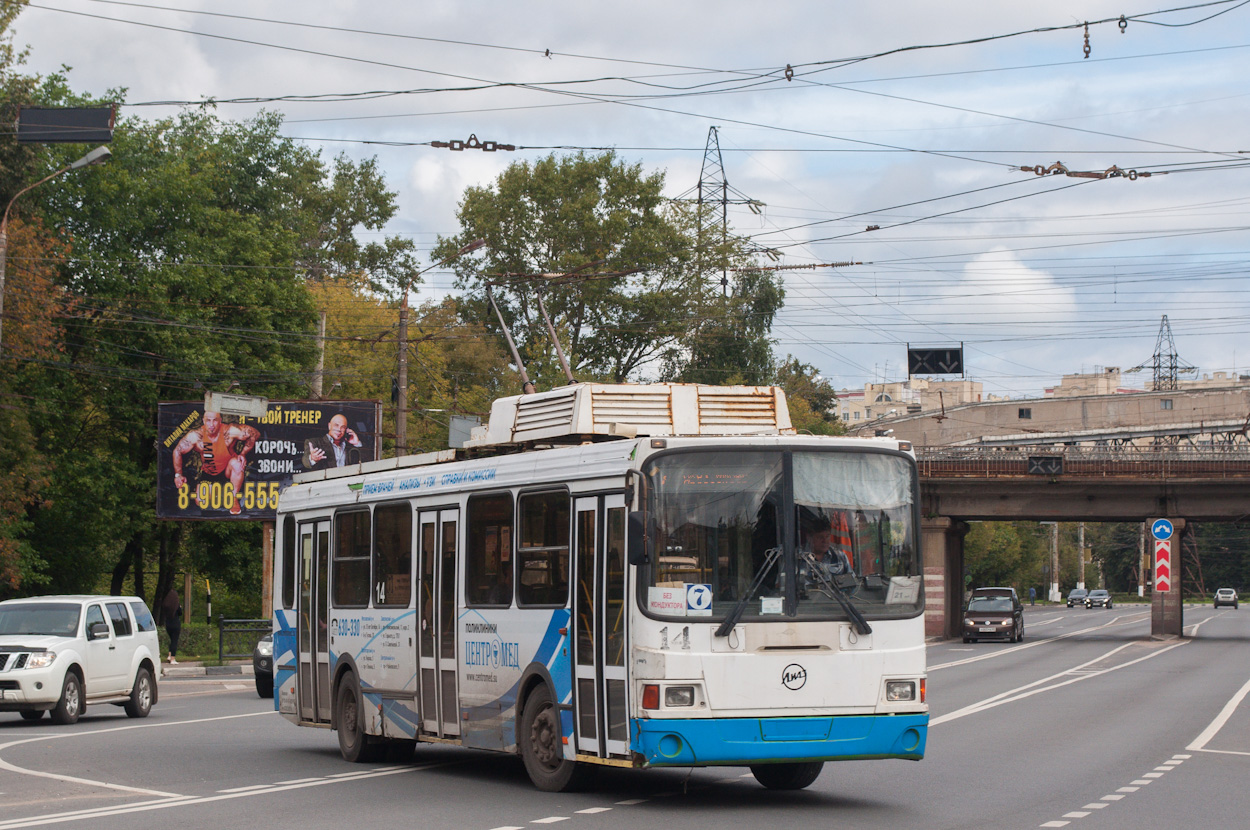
[84,604,106,637]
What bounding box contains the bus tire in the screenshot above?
[518,685,592,792]
[336,678,381,763]
[750,761,824,790]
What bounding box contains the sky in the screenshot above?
[10,0,1250,398]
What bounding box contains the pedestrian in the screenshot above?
[162,587,183,664]
[1028,586,1036,606]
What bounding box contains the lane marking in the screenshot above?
[531,818,569,825]
[930,612,1150,671]
[216,784,269,793]
[1101,794,1125,801]
[575,808,612,814]
[1040,822,1069,827]
[1142,772,1165,779]
[1063,811,1089,818]
[488,827,524,830]
[0,762,448,829]
[1081,803,1107,809]
[1187,673,1250,752]
[0,711,272,799]
[1116,786,1139,793]
[615,799,647,805]
[931,640,1185,726]
[1130,779,1152,785]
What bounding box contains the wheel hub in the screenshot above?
[530,707,560,769]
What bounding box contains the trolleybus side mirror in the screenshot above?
[627,511,651,566]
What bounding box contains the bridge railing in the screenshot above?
[917,445,1250,478]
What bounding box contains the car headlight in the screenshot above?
[257,641,273,657]
[886,680,916,701]
[27,652,56,669]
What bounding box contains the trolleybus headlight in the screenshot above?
[885,681,916,702]
[664,686,695,707]
[642,684,660,710]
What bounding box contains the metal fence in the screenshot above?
[218,617,270,661]
[917,445,1250,480]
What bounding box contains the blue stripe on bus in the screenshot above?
[632,714,928,766]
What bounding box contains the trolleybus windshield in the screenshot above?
[643,449,921,623]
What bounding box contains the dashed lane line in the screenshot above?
[1037,754,1191,826]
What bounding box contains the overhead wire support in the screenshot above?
[430,134,515,152]
[1021,161,1163,180]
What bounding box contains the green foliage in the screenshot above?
[774,357,841,435]
[437,151,779,385]
[963,521,1051,593]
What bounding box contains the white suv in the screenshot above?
[0,595,160,724]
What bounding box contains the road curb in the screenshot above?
[161,662,254,678]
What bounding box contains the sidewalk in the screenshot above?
[160,660,254,679]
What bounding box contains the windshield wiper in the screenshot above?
[802,552,872,636]
[715,546,782,638]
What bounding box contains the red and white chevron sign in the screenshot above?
[1155,539,1172,592]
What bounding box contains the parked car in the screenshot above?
[1214,588,1239,609]
[253,633,273,698]
[963,589,1024,643]
[1066,588,1089,608]
[1085,589,1113,608]
[0,595,159,724]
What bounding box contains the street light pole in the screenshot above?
[0,146,111,361]
[395,238,485,456]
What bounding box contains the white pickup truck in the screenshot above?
[0,595,160,724]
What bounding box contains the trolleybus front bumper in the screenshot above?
[633,713,927,767]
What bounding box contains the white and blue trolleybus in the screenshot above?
[270,383,927,791]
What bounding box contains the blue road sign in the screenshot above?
[1151,519,1174,541]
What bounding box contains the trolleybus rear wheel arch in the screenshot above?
[336,675,382,763]
[750,761,825,790]
[518,683,593,792]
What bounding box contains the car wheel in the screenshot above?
[124,667,154,718]
[255,672,273,699]
[519,684,593,792]
[336,677,382,763]
[50,672,82,725]
[751,761,825,790]
[19,709,45,721]
[962,636,971,643]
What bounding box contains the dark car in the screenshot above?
[1085,589,1113,609]
[1066,588,1089,608]
[963,590,1023,643]
[253,633,273,698]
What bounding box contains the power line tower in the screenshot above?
[1128,314,1197,391]
[684,127,763,295]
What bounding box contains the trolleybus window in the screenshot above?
[373,503,412,607]
[281,515,296,610]
[517,491,569,606]
[466,493,513,607]
[644,449,921,622]
[334,511,370,607]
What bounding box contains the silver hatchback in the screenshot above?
[1214,588,1238,609]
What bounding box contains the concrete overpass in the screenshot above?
[917,445,1250,641]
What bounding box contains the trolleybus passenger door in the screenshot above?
[572,497,600,755]
[601,496,630,757]
[418,509,461,738]
[297,519,332,723]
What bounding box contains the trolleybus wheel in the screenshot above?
[336,678,382,763]
[750,761,824,790]
[519,684,592,792]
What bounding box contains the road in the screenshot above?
[2,605,1248,830]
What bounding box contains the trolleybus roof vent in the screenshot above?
[464,383,794,448]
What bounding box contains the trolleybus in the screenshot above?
[270,383,927,791]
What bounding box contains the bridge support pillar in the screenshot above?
[1152,520,1186,638]
[922,516,968,639]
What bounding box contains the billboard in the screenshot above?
[157,400,381,520]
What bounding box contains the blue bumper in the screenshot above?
[633,713,927,767]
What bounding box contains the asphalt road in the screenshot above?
[2,604,1248,830]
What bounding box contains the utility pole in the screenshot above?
[687,127,763,296]
[1137,522,1147,598]
[1077,522,1086,590]
[312,310,326,398]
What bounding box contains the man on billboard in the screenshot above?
[171,411,261,515]
[302,413,365,471]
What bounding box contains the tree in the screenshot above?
[773,357,842,435]
[436,151,773,386]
